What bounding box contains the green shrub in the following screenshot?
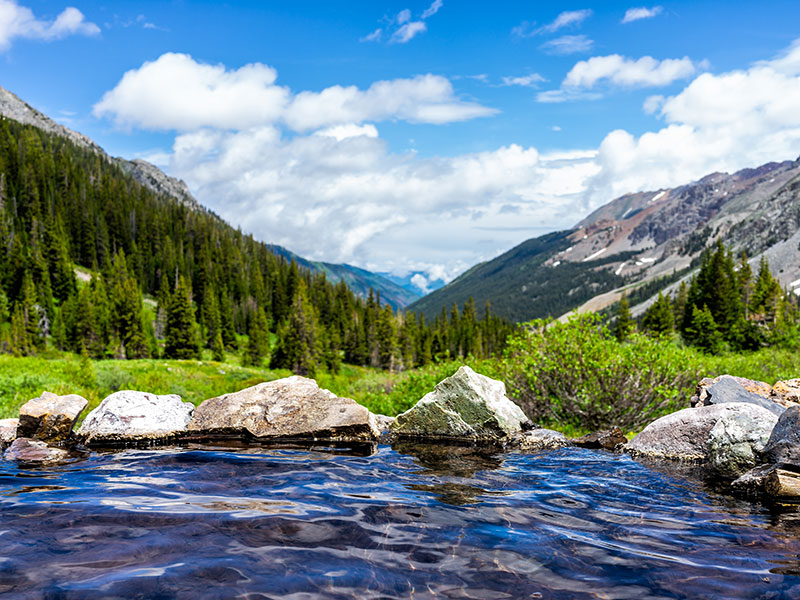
[500,314,700,431]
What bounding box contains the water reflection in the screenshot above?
[0,445,799,598]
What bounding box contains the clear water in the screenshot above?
[1,442,800,599]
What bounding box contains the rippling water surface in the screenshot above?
[2,443,800,599]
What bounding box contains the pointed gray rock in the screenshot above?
[390,366,531,440]
[78,391,194,443]
[691,374,784,416]
[707,408,777,477]
[17,391,88,442]
[188,376,379,441]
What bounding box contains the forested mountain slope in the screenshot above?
[0,85,418,309]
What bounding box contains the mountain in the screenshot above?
[266,245,420,309]
[409,157,800,322]
[0,85,416,309]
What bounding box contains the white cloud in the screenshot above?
[421,0,443,20]
[540,34,593,55]
[622,6,663,23]
[360,28,382,42]
[501,73,546,88]
[94,53,496,132]
[314,123,379,141]
[0,0,99,50]
[539,9,593,33]
[585,39,800,204]
[564,55,697,88]
[364,0,442,45]
[98,40,800,284]
[513,9,592,38]
[391,21,426,44]
[410,273,431,294]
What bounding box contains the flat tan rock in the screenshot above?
[18,392,87,442]
[188,376,379,441]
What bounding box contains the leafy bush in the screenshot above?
[500,314,701,431]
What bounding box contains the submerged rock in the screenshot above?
[572,427,627,451]
[0,418,19,448]
[691,375,783,417]
[707,409,777,477]
[17,391,88,442]
[732,464,800,498]
[78,391,194,443]
[390,366,531,441]
[3,438,69,463]
[188,376,379,441]
[514,429,569,451]
[762,406,800,465]
[627,403,776,462]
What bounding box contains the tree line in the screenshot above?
[614,240,799,352]
[0,117,513,375]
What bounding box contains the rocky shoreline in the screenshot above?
[2,366,799,502]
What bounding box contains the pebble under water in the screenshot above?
[2,443,800,599]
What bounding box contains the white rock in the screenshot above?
[78,391,194,443]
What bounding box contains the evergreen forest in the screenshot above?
[0,117,513,375]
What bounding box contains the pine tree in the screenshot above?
[271,279,320,376]
[642,292,674,336]
[164,276,200,359]
[211,330,225,362]
[686,305,724,354]
[243,306,269,366]
[613,292,633,342]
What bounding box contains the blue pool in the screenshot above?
[1,443,799,599]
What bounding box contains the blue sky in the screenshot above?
[2,1,800,291]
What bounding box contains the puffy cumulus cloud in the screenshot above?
[621,6,663,24]
[164,126,598,283]
[93,53,288,130]
[585,39,800,204]
[0,0,99,50]
[563,54,697,88]
[94,54,496,132]
[284,74,497,130]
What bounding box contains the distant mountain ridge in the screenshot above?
[409,157,800,322]
[0,85,417,309]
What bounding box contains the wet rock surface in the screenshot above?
[390,366,531,440]
[513,428,569,451]
[627,403,776,462]
[691,375,784,416]
[732,464,800,498]
[17,391,88,442]
[572,427,627,451]
[78,391,194,444]
[762,405,800,465]
[707,409,777,477]
[188,376,380,441]
[3,438,69,463]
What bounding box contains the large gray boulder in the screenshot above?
[17,391,88,442]
[628,403,776,462]
[707,408,777,477]
[691,375,784,416]
[188,376,380,441]
[390,366,531,440]
[78,391,194,443]
[762,405,800,465]
[3,438,69,463]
